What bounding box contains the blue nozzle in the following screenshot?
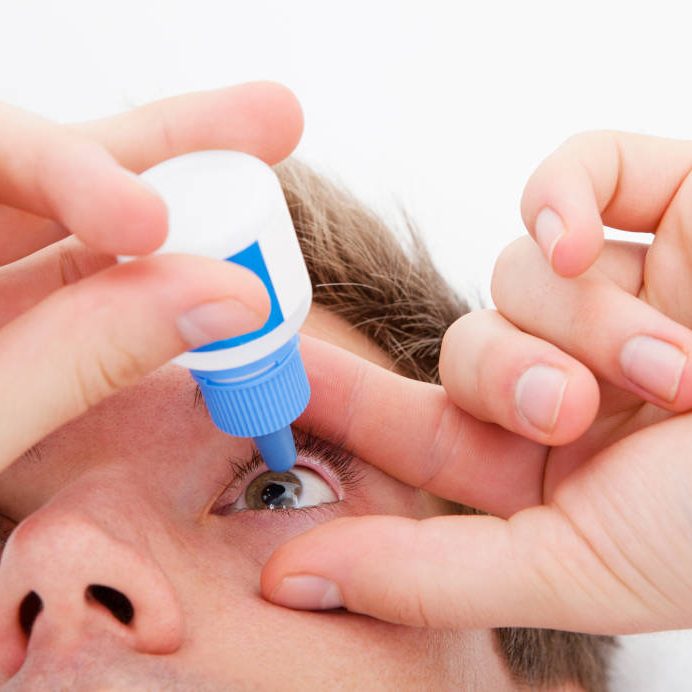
[191,336,310,472]
[254,427,298,472]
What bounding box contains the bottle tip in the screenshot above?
[254,427,297,472]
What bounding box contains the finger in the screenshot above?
[521,130,692,276]
[493,237,692,411]
[260,509,669,635]
[263,414,692,634]
[0,207,66,266]
[0,255,270,471]
[0,82,304,264]
[440,309,599,445]
[298,336,546,518]
[0,237,114,327]
[74,81,304,172]
[0,102,167,256]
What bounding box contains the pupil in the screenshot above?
[245,471,303,511]
[261,483,287,506]
[260,480,301,509]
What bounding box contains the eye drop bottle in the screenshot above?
[139,150,312,472]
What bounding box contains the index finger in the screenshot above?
[0,82,304,263]
[75,81,304,173]
[298,336,546,518]
[0,101,167,257]
[521,130,692,277]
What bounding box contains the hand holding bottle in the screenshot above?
[0,83,303,473]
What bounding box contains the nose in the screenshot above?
[0,505,184,680]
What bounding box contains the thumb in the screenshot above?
[260,510,666,635]
[0,254,269,469]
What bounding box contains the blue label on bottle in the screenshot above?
[191,241,285,352]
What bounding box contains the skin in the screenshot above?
[1,76,690,678]
[0,306,516,690]
[262,132,692,639]
[0,81,513,690]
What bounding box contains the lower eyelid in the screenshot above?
[222,501,346,525]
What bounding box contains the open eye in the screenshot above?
[232,467,338,512]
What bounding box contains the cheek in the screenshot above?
[194,467,449,572]
[168,457,453,620]
[173,553,477,687]
[339,464,451,520]
[202,506,354,569]
[158,481,490,686]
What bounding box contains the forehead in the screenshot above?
[302,305,392,368]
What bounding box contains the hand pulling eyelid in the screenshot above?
[123,151,312,472]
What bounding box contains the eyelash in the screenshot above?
[215,432,363,515]
[0,515,15,555]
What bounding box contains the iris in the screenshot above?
[246,471,303,510]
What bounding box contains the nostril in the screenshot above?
[19,591,43,637]
[86,585,134,626]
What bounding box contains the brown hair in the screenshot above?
[275,158,615,692]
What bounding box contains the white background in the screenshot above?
[1,1,691,688]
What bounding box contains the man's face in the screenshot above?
[0,307,514,690]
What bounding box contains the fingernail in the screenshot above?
[535,208,565,265]
[177,299,265,349]
[515,364,568,433]
[270,575,343,611]
[620,335,686,402]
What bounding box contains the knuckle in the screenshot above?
[388,585,431,628]
[61,283,149,410]
[56,240,114,288]
[57,246,83,286]
[377,521,435,628]
[409,522,438,627]
[522,130,619,217]
[73,339,147,409]
[474,338,509,412]
[440,312,475,363]
[491,236,538,307]
[666,169,692,235]
[152,102,179,157]
[57,244,94,287]
[560,129,614,153]
[562,280,612,351]
[422,397,471,488]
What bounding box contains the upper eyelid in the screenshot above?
[226,433,355,487]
